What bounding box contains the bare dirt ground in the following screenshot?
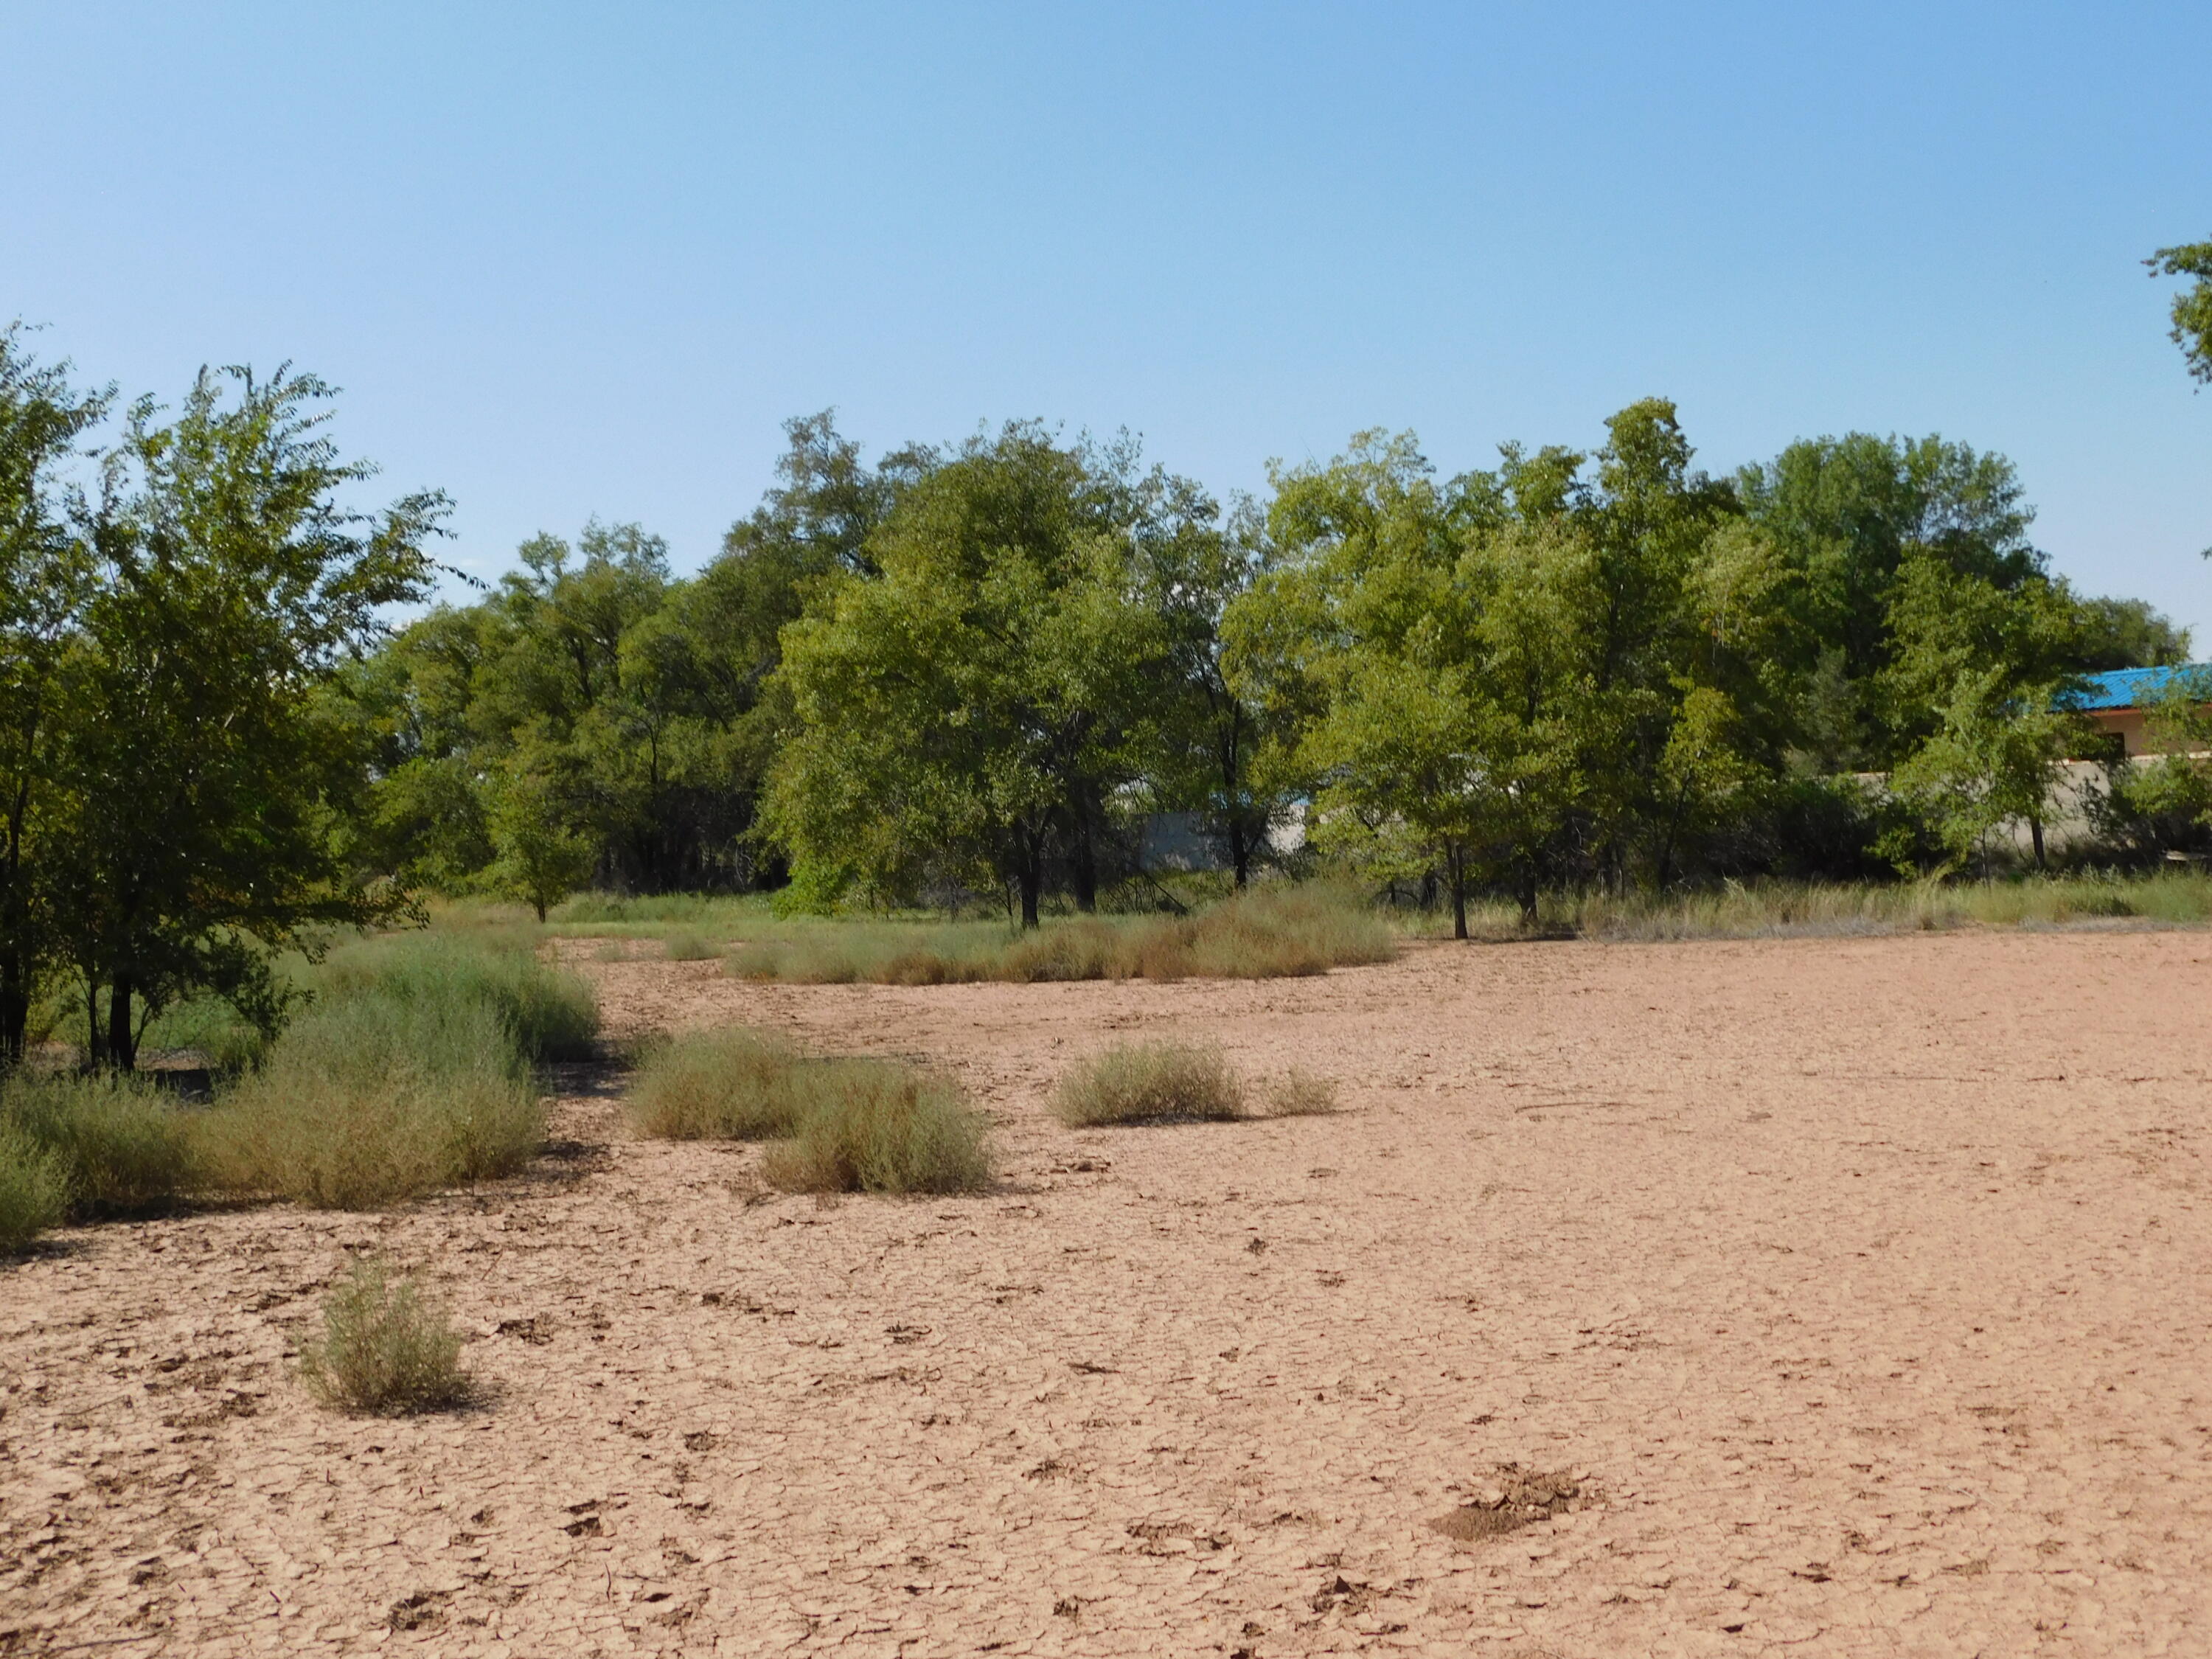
[4,931,2208,1658]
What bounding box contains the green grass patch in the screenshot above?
[1052,1040,1247,1127]
[316,932,599,1062]
[1411,872,2212,942]
[299,1256,473,1414]
[723,883,1395,985]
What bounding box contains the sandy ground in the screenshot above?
[2,931,2208,1658]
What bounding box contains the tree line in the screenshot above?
[2,282,2205,1060]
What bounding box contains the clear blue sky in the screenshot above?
[8,2,2210,636]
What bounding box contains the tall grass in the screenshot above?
[316,933,599,1061]
[726,883,1396,985]
[198,975,552,1211]
[1,1070,199,1214]
[627,1026,994,1194]
[0,1123,67,1252]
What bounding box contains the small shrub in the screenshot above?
[664,933,717,962]
[317,933,599,1062]
[1051,1041,1245,1127]
[626,1028,811,1140]
[759,1062,993,1194]
[1,1071,198,1214]
[591,939,628,963]
[0,1124,68,1253]
[198,992,542,1209]
[299,1256,473,1414]
[1265,1068,1340,1116]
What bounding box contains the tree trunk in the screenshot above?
[1070,811,1097,914]
[2030,815,2046,871]
[1452,872,1469,940]
[105,975,136,1071]
[1018,859,1042,930]
[1229,819,1251,891]
[1516,865,1539,931]
[0,955,27,1067]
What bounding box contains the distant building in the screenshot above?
[2063,665,2212,758]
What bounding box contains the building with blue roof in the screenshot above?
[2060,664,2212,757]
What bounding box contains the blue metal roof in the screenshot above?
[2061,664,2212,712]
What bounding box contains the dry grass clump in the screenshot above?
[299,1256,473,1414]
[1,1069,199,1215]
[726,883,1397,986]
[626,1028,810,1140]
[1052,1041,1246,1127]
[1265,1068,1341,1116]
[0,1123,68,1253]
[759,1064,993,1194]
[198,993,543,1210]
[663,933,718,961]
[627,1027,994,1194]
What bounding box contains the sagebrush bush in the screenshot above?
[299,1256,473,1414]
[198,992,543,1209]
[0,1123,68,1253]
[316,933,599,1061]
[626,1028,811,1140]
[1265,1068,1341,1116]
[1,1070,198,1214]
[759,1062,994,1194]
[1051,1041,1246,1127]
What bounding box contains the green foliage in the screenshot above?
[2147,239,2212,386]
[298,1256,473,1414]
[1051,1041,1246,1127]
[0,1120,69,1252]
[0,325,111,1068]
[484,742,596,922]
[765,424,1231,925]
[0,1069,197,1214]
[0,347,451,1070]
[757,1063,993,1194]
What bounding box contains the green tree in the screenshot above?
[54,365,449,1066]
[1878,558,2085,872]
[0,327,111,1064]
[2147,238,2212,386]
[765,424,1173,925]
[486,738,596,921]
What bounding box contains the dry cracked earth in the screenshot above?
[2,930,2208,1657]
